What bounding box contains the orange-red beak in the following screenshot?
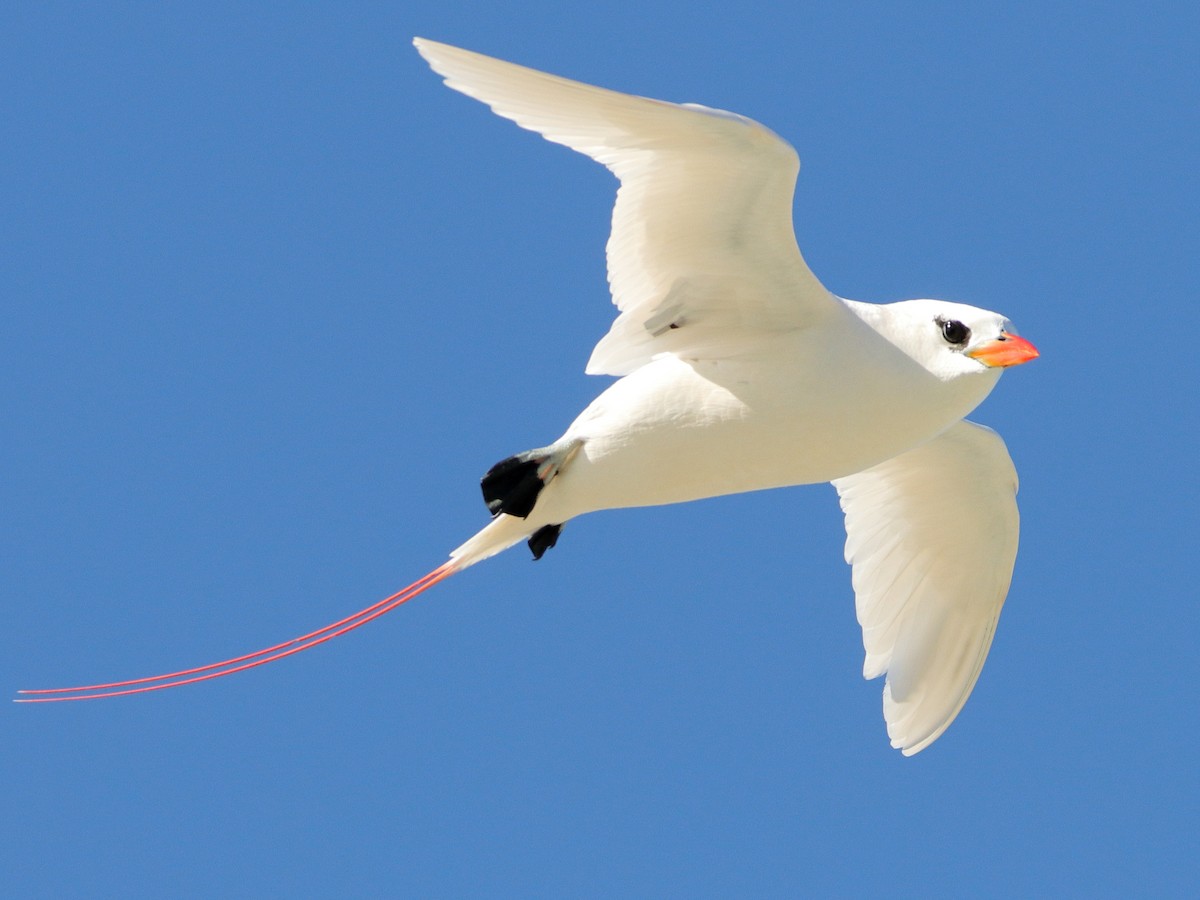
[966,332,1040,368]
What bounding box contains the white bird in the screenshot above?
[19,39,1038,756]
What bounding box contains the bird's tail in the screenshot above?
[449,512,538,568]
[15,515,537,703]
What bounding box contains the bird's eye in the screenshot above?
[939,318,970,345]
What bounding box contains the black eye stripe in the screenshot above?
[937,317,971,345]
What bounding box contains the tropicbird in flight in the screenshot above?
[20,39,1038,756]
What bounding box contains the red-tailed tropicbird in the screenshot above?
[19,39,1039,756]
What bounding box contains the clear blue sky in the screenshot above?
[4,2,1196,896]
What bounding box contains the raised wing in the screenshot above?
[414,38,836,375]
[832,421,1020,756]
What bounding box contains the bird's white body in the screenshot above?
[512,304,1002,531]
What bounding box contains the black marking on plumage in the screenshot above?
[644,299,687,337]
[481,451,547,518]
[528,524,563,560]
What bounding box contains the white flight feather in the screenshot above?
[833,421,1020,755]
[413,38,836,375]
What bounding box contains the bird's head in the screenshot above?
[882,299,1039,382]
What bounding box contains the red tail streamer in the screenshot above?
[16,561,457,703]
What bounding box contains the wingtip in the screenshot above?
[412,37,469,76]
[412,37,461,60]
[412,36,441,61]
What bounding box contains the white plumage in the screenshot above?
[834,421,1019,753]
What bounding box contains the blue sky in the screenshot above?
[3,2,1196,896]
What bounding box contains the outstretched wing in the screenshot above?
[832,421,1021,755]
[414,38,836,375]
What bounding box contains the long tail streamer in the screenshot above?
[16,561,458,703]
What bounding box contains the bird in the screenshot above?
[18,38,1038,756]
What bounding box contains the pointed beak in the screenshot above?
[965,332,1040,368]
